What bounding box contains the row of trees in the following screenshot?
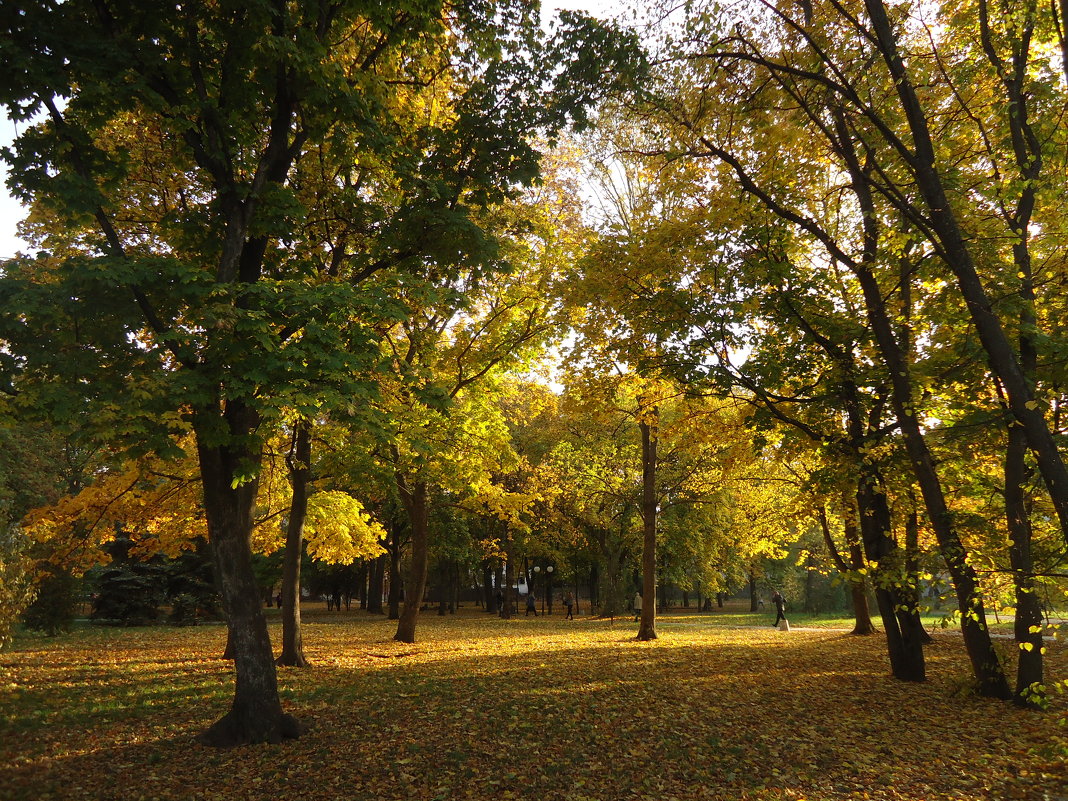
[2,0,1066,748]
[580,0,1068,702]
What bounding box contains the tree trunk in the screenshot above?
[803,551,817,613]
[367,554,385,615]
[482,560,495,613]
[832,107,1008,697]
[1007,422,1045,706]
[387,522,402,621]
[437,559,448,616]
[637,415,658,641]
[395,479,429,643]
[819,504,876,635]
[903,499,932,646]
[748,572,758,613]
[856,475,926,683]
[194,405,301,746]
[501,557,514,619]
[277,422,311,668]
[589,561,599,612]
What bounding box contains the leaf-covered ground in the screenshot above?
[2,608,1066,801]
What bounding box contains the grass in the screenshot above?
[1,607,1066,801]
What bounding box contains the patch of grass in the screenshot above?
[1,610,1065,801]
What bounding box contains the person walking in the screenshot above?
[633,591,643,622]
[564,592,574,620]
[525,591,538,617]
[771,591,787,627]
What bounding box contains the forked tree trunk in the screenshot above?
[277,422,311,668]
[818,504,876,636]
[195,405,301,746]
[637,415,658,641]
[856,476,926,683]
[395,479,429,643]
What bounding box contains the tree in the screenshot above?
[0,0,642,745]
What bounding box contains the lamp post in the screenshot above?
[533,563,554,614]
[545,564,554,615]
[533,565,541,614]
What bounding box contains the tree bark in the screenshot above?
[1006,426,1044,705]
[277,422,311,668]
[194,403,301,746]
[482,559,495,613]
[387,520,402,621]
[903,499,933,646]
[819,504,876,635]
[855,474,926,683]
[395,479,429,643]
[637,415,658,641]
[368,554,385,615]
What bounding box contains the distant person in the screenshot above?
[276,591,283,608]
[526,592,538,617]
[633,591,642,622]
[772,591,787,627]
[495,589,504,614]
[564,592,574,620]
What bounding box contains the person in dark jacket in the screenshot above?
[771,591,787,627]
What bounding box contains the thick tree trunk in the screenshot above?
[277,423,311,668]
[1007,422,1045,706]
[395,479,429,643]
[637,416,658,641]
[749,572,758,613]
[856,476,926,683]
[194,406,301,746]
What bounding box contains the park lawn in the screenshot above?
[1,610,1066,801]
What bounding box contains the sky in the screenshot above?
[0,1,622,262]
